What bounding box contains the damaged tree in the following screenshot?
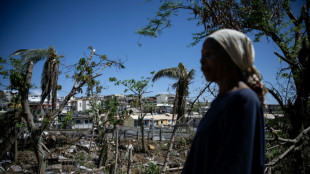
[152,63,195,173]
[3,46,124,174]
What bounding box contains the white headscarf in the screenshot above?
[206,29,268,105]
[207,29,255,72]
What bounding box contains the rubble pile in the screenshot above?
[0,131,192,173]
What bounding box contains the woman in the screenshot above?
[182,29,267,174]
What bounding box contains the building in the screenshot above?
[59,96,76,114]
[28,94,60,110]
[123,113,174,128]
[75,98,91,112]
[72,114,93,129]
[155,103,174,114]
[185,112,203,127]
[156,94,175,104]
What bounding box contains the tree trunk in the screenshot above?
[113,130,119,174]
[98,137,108,168]
[140,119,147,152]
[14,126,18,162]
[289,105,307,174]
[161,123,179,173]
[89,126,95,149]
[34,137,47,174]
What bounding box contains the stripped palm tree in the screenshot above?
[152,62,195,173]
[152,62,195,123]
[11,46,61,111]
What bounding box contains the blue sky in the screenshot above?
[0,0,303,104]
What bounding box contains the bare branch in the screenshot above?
[274,52,299,69]
[266,145,295,167]
[187,82,212,114]
[284,3,299,26]
[266,126,310,167]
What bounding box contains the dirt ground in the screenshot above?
[1,133,193,174]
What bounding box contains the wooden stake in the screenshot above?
[127,147,132,174]
[113,130,119,174]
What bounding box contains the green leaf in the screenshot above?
[109,77,117,82]
[100,55,107,60]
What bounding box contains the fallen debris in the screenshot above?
[148,145,155,150]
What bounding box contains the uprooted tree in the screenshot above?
[0,46,124,173]
[138,0,310,173]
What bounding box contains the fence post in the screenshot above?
[136,130,139,140]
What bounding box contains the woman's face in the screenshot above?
[200,39,227,82]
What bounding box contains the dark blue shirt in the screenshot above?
[183,88,265,174]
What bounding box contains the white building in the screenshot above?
[72,115,93,129]
[156,94,175,104]
[76,98,91,112]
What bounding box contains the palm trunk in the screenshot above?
[176,86,186,124]
[171,94,178,127]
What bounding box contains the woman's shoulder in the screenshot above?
[231,88,261,105]
[233,88,257,97]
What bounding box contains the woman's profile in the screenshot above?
[182,29,267,174]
